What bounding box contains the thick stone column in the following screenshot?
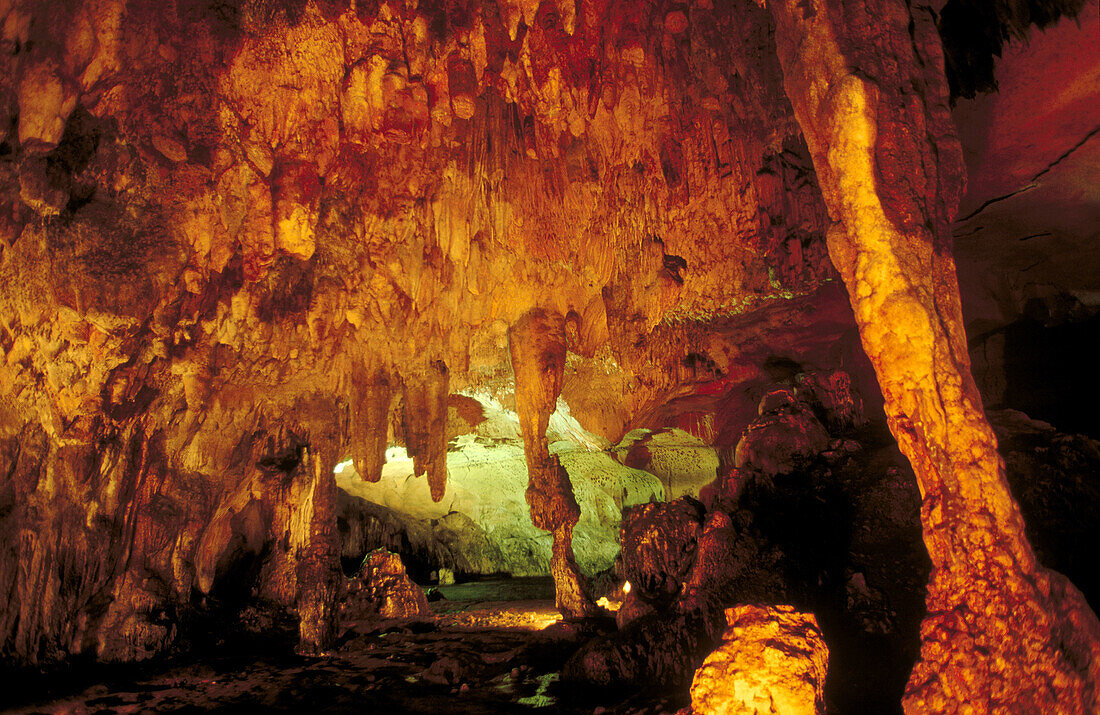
[768,0,1100,711]
[294,448,341,655]
[509,308,596,618]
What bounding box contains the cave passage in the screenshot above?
[2,0,1099,712]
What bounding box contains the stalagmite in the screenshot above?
[769,0,1100,711]
[687,605,829,715]
[401,360,450,502]
[509,308,595,618]
[351,367,393,484]
[294,449,341,655]
[257,435,342,656]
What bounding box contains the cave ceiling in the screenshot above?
[0,0,844,450]
[5,0,1100,702]
[0,0,1094,469]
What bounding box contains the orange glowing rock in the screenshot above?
[688,605,829,715]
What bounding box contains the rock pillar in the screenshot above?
[768,0,1100,710]
[509,308,595,617]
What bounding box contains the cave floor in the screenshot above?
[7,586,681,715]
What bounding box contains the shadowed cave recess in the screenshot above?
[1,0,1099,712]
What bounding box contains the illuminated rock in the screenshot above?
[344,549,430,620]
[510,309,596,617]
[770,0,1100,709]
[615,429,720,499]
[401,359,450,503]
[688,604,828,715]
[619,498,704,607]
[336,395,664,579]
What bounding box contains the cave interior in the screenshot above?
[1,0,1099,713]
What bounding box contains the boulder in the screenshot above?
[734,401,830,477]
[619,498,705,606]
[797,370,866,432]
[343,549,430,620]
[687,604,829,715]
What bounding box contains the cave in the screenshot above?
[1,0,1099,712]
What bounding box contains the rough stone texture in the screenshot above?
[619,498,704,608]
[990,410,1100,607]
[687,604,828,715]
[769,0,1100,711]
[350,368,392,484]
[0,0,845,664]
[570,503,742,689]
[343,549,430,621]
[294,451,342,654]
[952,2,1100,318]
[798,370,865,433]
[509,308,595,617]
[734,397,830,477]
[335,400,664,579]
[401,359,450,502]
[0,3,1094,709]
[615,428,720,500]
[565,608,720,691]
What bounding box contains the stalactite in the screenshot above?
[508,308,596,618]
[401,360,450,502]
[350,367,392,483]
[768,0,1100,711]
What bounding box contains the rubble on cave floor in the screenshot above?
[5,580,682,715]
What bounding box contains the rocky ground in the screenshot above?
[4,579,682,715]
[5,407,1096,715]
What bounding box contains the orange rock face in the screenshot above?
[0,1,1096,709]
[509,308,594,616]
[770,0,1100,711]
[688,604,829,715]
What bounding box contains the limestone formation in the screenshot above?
[769,0,1100,710]
[0,1,1095,711]
[733,398,830,477]
[619,498,704,607]
[350,367,392,484]
[687,604,829,715]
[343,549,430,620]
[402,360,450,502]
[336,393,664,579]
[510,308,595,617]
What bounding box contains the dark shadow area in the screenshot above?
[1001,311,1100,439]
